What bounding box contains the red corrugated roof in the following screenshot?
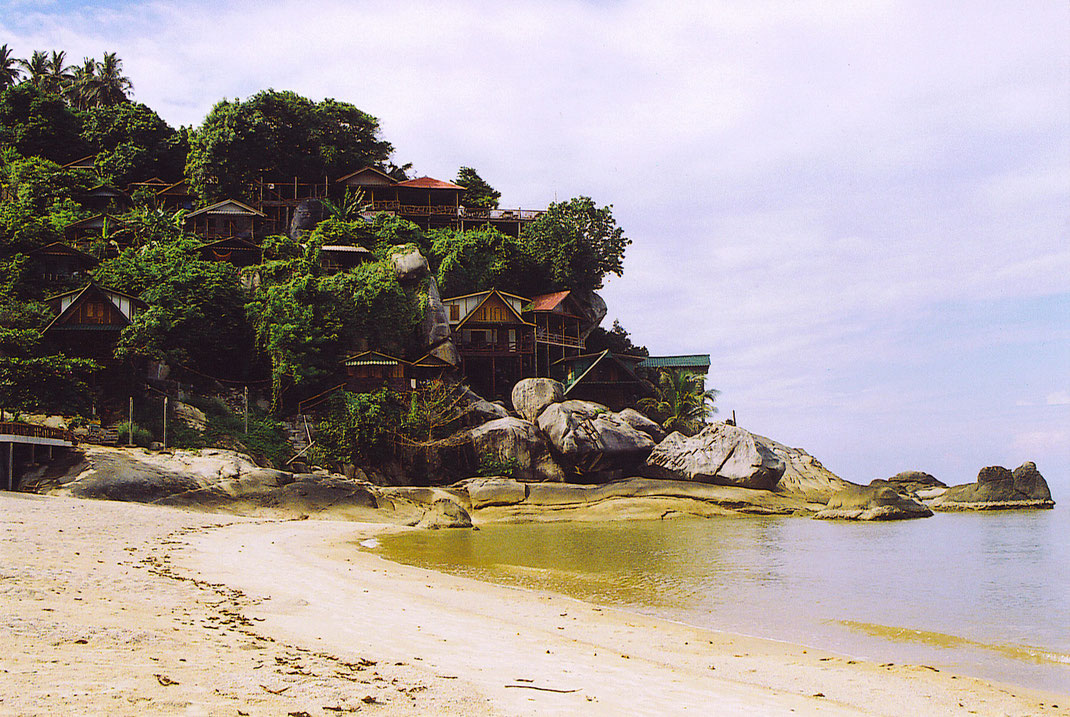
[395,176,465,190]
[528,291,571,312]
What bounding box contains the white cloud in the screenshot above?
[1047,391,1070,406]
[1,0,1067,484]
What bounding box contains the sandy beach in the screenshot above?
[1,493,1066,716]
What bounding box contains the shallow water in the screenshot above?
[377,504,1070,693]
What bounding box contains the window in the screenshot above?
[449,304,460,321]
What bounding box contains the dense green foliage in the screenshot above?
[0,49,653,471]
[456,166,500,209]
[586,319,649,356]
[638,370,718,436]
[185,90,394,203]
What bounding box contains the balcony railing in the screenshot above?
[456,339,534,355]
[0,422,74,442]
[370,201,544,222]
[535,329,585,348]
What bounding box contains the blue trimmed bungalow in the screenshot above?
[638,354,711,388]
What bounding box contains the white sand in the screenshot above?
[1,493,1066,716]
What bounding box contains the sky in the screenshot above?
[3,0,1068,492]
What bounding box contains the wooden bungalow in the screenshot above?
[525,290,586,378]
[333,166,544,236]
[126,177,170,193]
[638,355,711,389]
[27,242,98,283]
[78,184,133,214]
[410,352,454,385]
[442,289,534,399]
[154,180,195,212]
[257,175,330,236]
[42,283,146,359]
[184,199,266,241]
[196,237,263,268]
[554,350,650,411]
[319,244,374,274]
[59,155,97,173]
[340,351,413,393]
[63,214,128,248]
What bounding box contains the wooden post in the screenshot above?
[243,386,249,435]
[6,442,12,491]
[128,396,134,446]
[162,397,168,449]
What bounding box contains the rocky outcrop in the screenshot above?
[571,289,608,341]
[511,378,564,422]
[930,462,1055,511]
[536,400,656,477]
[448,476,807,520]
[289,198,327,240]
[421,276,460,366]
[642,423,785,491]
[752,435,853,501]
[469,417,566,483]
[868,470,946,499]
[47,447,378,517]
[617,408,666,443]
[416,499,473,529]
[462,398,511,426]
[390,246,429,281]
[815,485,932,521]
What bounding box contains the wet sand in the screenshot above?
[1,493,1066,715]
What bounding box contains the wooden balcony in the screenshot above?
[456,338,534,355]
[535,328,584,348]
[370,201,544,222]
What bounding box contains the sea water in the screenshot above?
[377,504,1070,693]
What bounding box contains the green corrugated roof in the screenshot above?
[639,354,710,368]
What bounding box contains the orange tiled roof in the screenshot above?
[395,176,465,190]
[528,291,571,312]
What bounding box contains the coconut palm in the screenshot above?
[95,51,132,105]
[17,50,48,90]
[46,50,71,95]
[638,369,719,436]
[0,44,21,89]
[67,57,100,109]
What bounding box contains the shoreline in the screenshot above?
[2,494,1066,715]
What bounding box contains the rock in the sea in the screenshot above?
[617,408,666,443]
[930,462,1055,511]
[511,378,564,422]
[642,423,785,491]
[536,400,656,476]
[469,417,566,483]
[416,499,473,529]
[869,470,946,498]
[815,485,933,520]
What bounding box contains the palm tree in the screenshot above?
[95,51,132,105]
[0,44,21,89]
[17,50,48,90]
[46,50,71,95]
[638,370,719,436]
[67,57,99,109]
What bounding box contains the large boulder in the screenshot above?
[930,462,1055,511]
[511,378,564,422]
[390,246,430,282]
[536,400,656,477]
[868,470,946,498]
[571,289,608,341]
[642,423,785,491]
[421,276,460,366]
[416,499,472,529]
[469,417,566,482]
[617,408,666,443]
[751,434,852,501]
[815,485,932,521]
[288,198,327,240]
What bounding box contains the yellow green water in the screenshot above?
[376,507,1070,693]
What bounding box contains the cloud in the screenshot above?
[1047,391,1070,406]
[1,0,1066,483]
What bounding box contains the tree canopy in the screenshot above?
[185,90,395,203]
[521,196,629,291]
[456,166,500,209]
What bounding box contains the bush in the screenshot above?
[113,420,153,447]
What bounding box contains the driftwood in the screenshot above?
[505,684,580,694]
